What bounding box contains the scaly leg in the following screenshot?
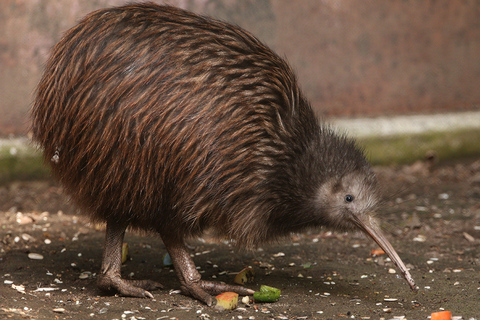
[97,221,163,298]
[162,236,255,306]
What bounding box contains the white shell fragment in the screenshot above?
[413,235,427,242]
[384,298,398,302]
[34,287,59,292]
[11,284,26,293]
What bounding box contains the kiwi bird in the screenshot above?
[31,3,417,306]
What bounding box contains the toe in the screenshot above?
[200,280,253,296]
[97,274,161,298]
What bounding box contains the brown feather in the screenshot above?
[31,3,376,249]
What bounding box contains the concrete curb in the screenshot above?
[331,111,480,138]
[1,111,480,182]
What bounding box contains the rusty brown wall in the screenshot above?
[1,0,479,136]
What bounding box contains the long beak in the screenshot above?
[351,215,418,291]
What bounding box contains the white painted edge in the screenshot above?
[331,111,480,138]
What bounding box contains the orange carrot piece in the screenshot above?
[430,311,452,320]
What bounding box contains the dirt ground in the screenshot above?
[1,159,480,320]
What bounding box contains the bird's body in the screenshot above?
[31,3,416,305]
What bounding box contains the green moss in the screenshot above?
[0,142,50,184]
[359,128,480,165]
[1,128,480,183]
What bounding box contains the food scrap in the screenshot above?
[163,253,173,267]
[253,285,281,303]
[234,266,255,285]
[370,248,385,256]
[215,292,239,310]
[121,242,129,264]
[430,311,452,320]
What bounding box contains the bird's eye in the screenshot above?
[345,194,354,203]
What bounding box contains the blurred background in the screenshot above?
[1,0,480,180]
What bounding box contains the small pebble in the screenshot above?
[388,268,396,274]
[241,296,250,304]
[22,233,35,241]
[28,253,44,260]
[414,206,428,212]
[273,252,285,257]
[79,272,90,279]
[44,239,52,244]
[53,308,65,313]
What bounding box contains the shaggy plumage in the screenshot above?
[32,4,375,248]
[31,3,417,305]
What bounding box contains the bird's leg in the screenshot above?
[162,236,255,306]
[97,221,163,298]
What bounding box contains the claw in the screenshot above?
[97,274,163,298]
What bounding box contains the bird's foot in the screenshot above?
[97,273,163,298]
